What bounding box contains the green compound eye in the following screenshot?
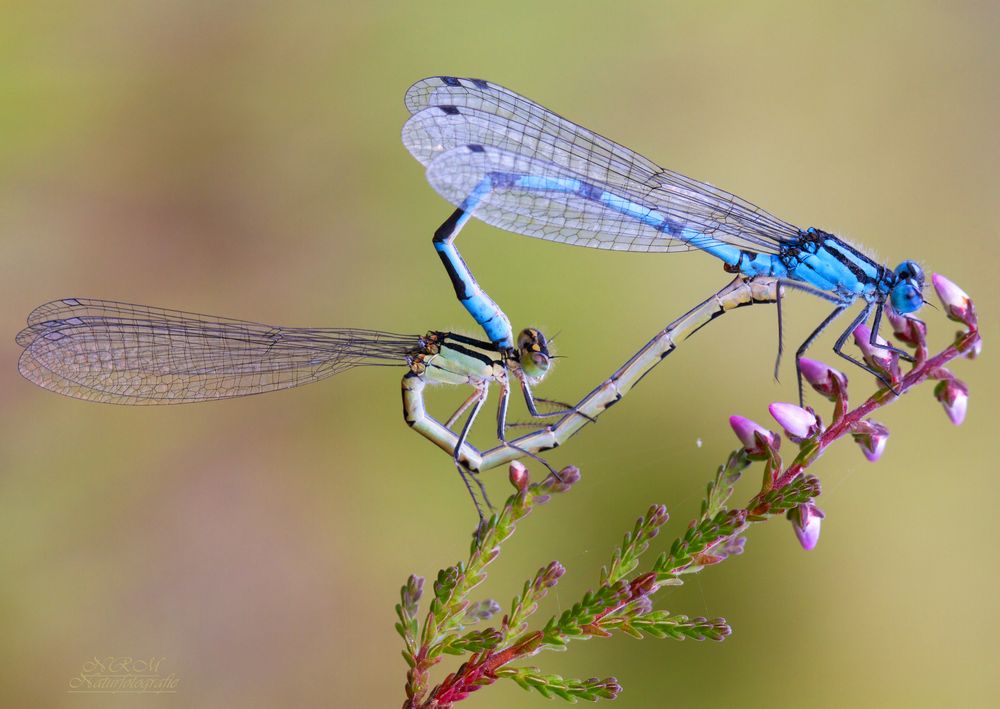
[517,328,551,381]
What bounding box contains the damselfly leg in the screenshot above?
[831,305,902,396]
[794,302,900,404]
[495,378,564,482]
[449,382,494,523]
[869,301,916,362]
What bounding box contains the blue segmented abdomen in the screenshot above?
[424,143,759,255]
[433,176,514,349]
[428,144,787,274]
[406,76,905,325]
[429,144,892,302]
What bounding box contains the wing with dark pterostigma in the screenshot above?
[403,75,799,254]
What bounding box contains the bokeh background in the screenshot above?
[1,2,996,707]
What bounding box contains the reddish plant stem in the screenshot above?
[404,646,436,708]
[429,632,543,706]
[430,572,658,705]
[773,325,979,490]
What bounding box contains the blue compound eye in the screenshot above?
[894,260,924,284]
[890,260,925,314]
[890,282,923,314]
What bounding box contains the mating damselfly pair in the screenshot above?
[17,75,928,521]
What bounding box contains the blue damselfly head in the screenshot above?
[890,260,925,314]
[516,327,551,382]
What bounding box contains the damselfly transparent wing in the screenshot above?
[17,298,419,404]
[403,76,799,254]
[425,144,731,252]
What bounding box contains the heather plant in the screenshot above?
[396,274,980,707]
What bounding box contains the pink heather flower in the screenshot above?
[934,379,969,426]
[850,419,890,462]
[932,273,974,325]
[789,502,824,551]
[729,415,780,456]
[884,305,908,338]
[548,465,581,493]
[720,535,747,557]
[768,402,820,441]
[508,461,530,491]
[798,358,848,401]
[852,323,896,373]
[884,306,927,348]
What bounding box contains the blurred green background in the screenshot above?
[1,1,996,707]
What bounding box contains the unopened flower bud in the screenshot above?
[729,415,780,457]
[509,461,530,491]
[853,323,896,373]
[932,273,974,325]
[788,502,824,551]
[885,307,926,348]
[536,561,565,590]
[799,358,848,401]
[595,678,622,700]
[850,419,890,462]
[884,305,908,338]
[769,402,820,441]
[934,379,969,426]
[546,465,581,493]
[556,465,580,485]
[720,536,747,557]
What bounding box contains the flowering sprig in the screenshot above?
[732,273,981,550]
[398,442,832,706]
[396,274,980,705]
[398,456,817,705]
[398,464,581,706]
